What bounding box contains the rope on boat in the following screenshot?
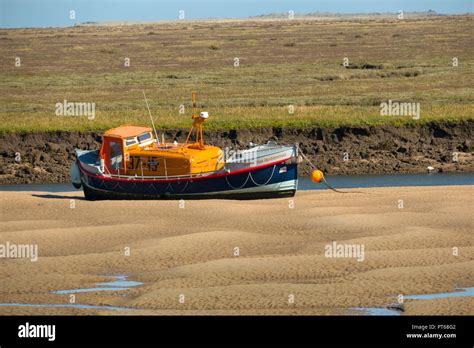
[169,180,189,193]
[225,171,251,190]
[249,165,276,186]
[226,164,277,190]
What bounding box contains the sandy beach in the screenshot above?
[0,186,473,315]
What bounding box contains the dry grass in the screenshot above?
[0,15,473,133]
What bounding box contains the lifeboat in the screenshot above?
[70,93,300,200]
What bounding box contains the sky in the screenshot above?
[0,0,472,28]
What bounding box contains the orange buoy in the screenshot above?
[311,169,324,183]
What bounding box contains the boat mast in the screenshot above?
[142,90,160,145]
[184,91,206,149]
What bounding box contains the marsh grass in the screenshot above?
[0,16,472,133]
[1,104,471,135]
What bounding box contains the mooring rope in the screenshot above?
[298,146,367,194]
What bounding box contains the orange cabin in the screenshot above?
[99,125,224,177]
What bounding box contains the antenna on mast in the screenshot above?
[192,91,197,119]
[142,90,160,145]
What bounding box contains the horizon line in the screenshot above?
[1,10,473,30]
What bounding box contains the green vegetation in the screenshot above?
[1,104,472,134]
[0,16,472,134]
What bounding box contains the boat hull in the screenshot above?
[77,159,297,200]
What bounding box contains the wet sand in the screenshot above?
[0,186,473,315]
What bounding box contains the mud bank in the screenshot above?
[0,121,472,184]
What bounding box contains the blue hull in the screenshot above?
[79,160,297,200]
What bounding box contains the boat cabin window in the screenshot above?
[137,132,152,143]
[125,137,138,147]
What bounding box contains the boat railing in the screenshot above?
[103,170,222,181]
[89,143,297,181]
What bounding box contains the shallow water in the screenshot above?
[298,172,474,190]
[52,274,144,295]
[1,172,472,192]
[0,183,78,192]
[404,287,474,300]
[0,275,143,312]
[96,280,144,287]
[351,307,401,316]
[53,287,131,294]
[0,303,134,311]
[351,286,474,316]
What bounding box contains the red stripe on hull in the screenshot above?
[79,157,293,184]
